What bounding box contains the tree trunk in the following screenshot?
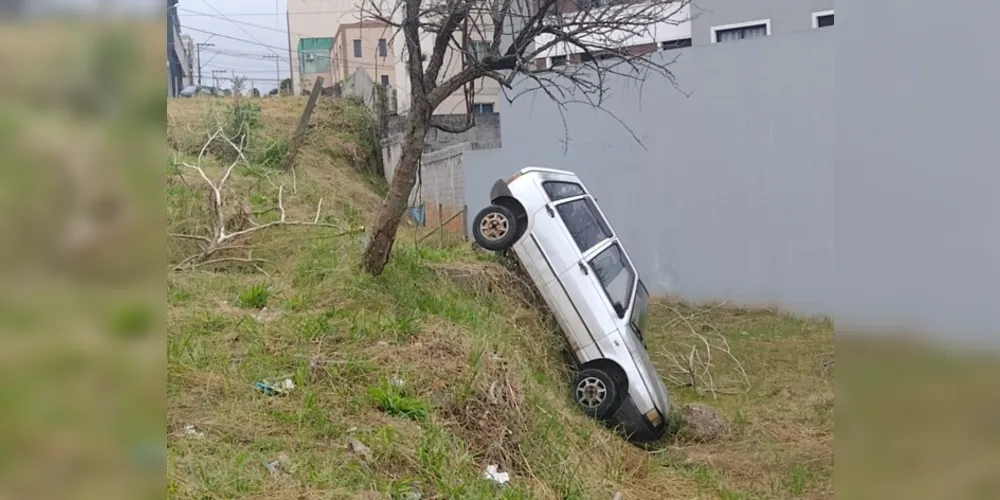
[361,107,431,275]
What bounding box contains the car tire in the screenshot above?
[571,367,621,420]
[472,204,519,251]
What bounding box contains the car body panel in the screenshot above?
[487,167,672,441]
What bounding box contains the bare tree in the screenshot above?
[231,74,248,98]
[359,0,690,275]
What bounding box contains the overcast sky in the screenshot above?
[177,0,295,91]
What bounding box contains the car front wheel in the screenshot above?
[571,367,621,420]
[472,204,519,251]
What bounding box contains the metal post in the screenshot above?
[195,42,214,85]
[438,203,444,248]
[462,205,468,241]
[264,55,281,94]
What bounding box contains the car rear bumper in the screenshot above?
[612,395,666,443]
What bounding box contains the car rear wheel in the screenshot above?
[571,368,621,420]
[472,204,519,251]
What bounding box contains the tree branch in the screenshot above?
[423,0,472,87]
[429,115,476,133]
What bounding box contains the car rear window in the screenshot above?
[542,181,585,201]
[555,197,612,252]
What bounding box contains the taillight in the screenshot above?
[645,408,663,427]
[506,171,522,184]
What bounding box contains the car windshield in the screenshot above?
[630,280,650,342]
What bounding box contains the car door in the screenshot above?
[542,194,623,349]
[580,238,637,339]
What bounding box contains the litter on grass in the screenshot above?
[482,464,510,485]
[183,424,204,438]
[255,378,296,396]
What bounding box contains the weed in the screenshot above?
[369,378,430,421]
[255,138,289,170]
[784,463,810,495]
[236,283,270,309]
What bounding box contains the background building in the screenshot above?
[296,36,335,93]
[167,0,187,96]
[180,33,195,86]
[287,0,497,114]
[286,0,354,94]
[330,21,396,91]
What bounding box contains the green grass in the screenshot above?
[369,378,431,421]
[236,283,270,309]
[166,97,833,500]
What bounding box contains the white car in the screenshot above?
[471,167,671,442]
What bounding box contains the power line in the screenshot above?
[181,26,294,60]
[192,0,283,59]
[179,7,310,38]
[181,25,397,68]
[177,26,411,89]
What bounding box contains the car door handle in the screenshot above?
[545,204,555,217]
[578,262,589,275]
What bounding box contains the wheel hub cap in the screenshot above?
[480,212,509,241]
[576,377,607,408]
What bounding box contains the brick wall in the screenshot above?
[413,144,471,234]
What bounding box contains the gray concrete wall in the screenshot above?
[690,0,834,45]
[342,68,377,111]
[465,31,834,315]
[385,113,502,155]
[834,0,1000,344]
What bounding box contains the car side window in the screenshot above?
[543,181,585,201]
[555,197,612,252]
[589,243,635,317]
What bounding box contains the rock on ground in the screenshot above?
[679,403,728,442]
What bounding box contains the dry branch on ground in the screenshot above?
[657,303,751,398]
[169,124,361,273]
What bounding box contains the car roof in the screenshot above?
[519,166,576,177]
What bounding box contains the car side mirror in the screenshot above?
[613,302,625,318]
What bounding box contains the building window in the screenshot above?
[378,38,387,57]
[813,10,834,28]
[353,39,362,57]
[550,55,567,67]
[473,103,494,114]
[381,75,390,88]
[470,41,490,60]
[711,20,770,43]
[661,38,692,51]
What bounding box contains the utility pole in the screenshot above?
[196,42,215,85]
[211,69,227,89]
[263,55,281,94]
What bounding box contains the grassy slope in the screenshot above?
[167,98,833,500]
